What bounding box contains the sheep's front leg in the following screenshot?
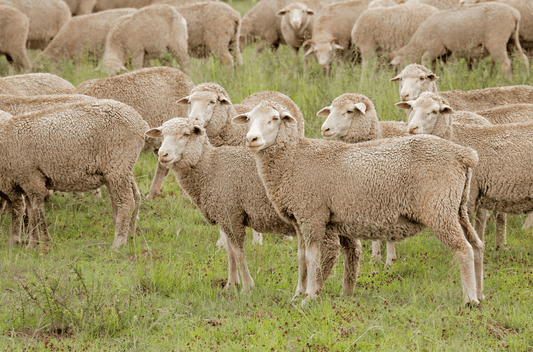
[292,226,307,300]
[522,212,533,230]
[339,236,362,295]
[222,229,240,290]
[371,240,382,262]
[385,242,397,266]
[301,221,327,304]
[226,225,254,291]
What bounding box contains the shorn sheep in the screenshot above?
[0,73,75,95]
[390,2,529,80]
[0,100,149,249]
[233,100,484,305]
[38,8,137,62]
[102,4,189,74]
[74,67,194,199]
[0,5,31,72]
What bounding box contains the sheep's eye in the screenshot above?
[210,100,216,104]
[346,110,354,114]
[432,110,438,114]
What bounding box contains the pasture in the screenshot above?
[1,1,533,350]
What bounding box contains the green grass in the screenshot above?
[1,4,533,349]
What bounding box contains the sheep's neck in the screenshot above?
[342,114,382,144]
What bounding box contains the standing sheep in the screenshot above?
[0,5,31,72]
[102,4,189,74]
[63,0,97,15]
[0,0,71,50]
[390,3,529,80]
[38,8,137,62]
[233,100,483,305]
[0,100,149,249]
[351,3,439,68]
[0,73,75,95]
[276,1,316,60]
[74,66,194,199]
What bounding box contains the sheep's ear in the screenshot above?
[306,8,314,15]
[281,111,297,125]
[145,128,163,137]
[440,105,453,114]
[276,8,287,17]
[390,56,401,66]
[232,114,249,125]
[395,101,412,110]
[316,106,331,117]
[354,102,367,114]
[176,96,190,105]
[192,125,204,135]
[333,43,344,50]
[390,74,401,82]
[304,46,314,57]
[427,74,439,81]
[218,96,231,105]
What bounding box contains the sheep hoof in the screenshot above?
[465,299,480,308]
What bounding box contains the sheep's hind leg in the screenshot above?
[339,236,362,296]
[7,197,24,246]
[222,229,240,290]
[316,230,341,293]
[371,240,382,263]
[385,242,397,266]
[522,212,533,230]
[129,178,141,238]
[107,178,135,248]
[292,226,307,301]
[231,225,254,291]
[494,212,507,250]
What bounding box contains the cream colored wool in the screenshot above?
[0,0,71,50]
[0,73,75,95]
[368,0,400,7]
[351,3,439,68]
[63,0,96,15]
[93,0,154,11]
[0,100,148,249]
[475,104,533,124]
[406,0,460,10]
[440,85,533,111]
[102,4,189,74]
[0,6,30,72]
[235,100,483,305]
[38,8,137,62]
[0,94,96,115]
[390,3,529,80]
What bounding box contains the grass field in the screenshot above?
[1,1,533,350]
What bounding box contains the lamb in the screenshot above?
[102,4,189,74]
[303,0,371,76]
[276,1,316,60]
[399,92,533,251]
[74,66,194,199]
[37,8,137,62]
[0,100,149,249]
[0,0,71,50]
[63,0,96,15]
[0,73,75,95]
[167,1,242,67]
[351,3,439,68]
[0,5,31,72]
[233,100,483,305]
[390,2,529,80]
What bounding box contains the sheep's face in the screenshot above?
[177,91,231,129]
[396,93,453,135]
[318,101,367,139]
[233,104,297,152]
[305,40,343,69]
[277,3,314,30]
[391,71,438,104]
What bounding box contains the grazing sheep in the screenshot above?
[351,3,439,68]
[102,4,189,74]
[233,100,483,305]
[38,8,137,62]
[303,0,371,76]
[63,0,96,15]
[400,92,533,250]
[167,1,242,67]
[390,3,529,80]
[0,94,96,115]
[0,5,31,72]
[74,66,194,199]
[0,0,71,50]
[276,1,315,60]
[0,100,149,249]
[0,73,75,95]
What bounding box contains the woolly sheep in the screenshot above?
[276,1,316,60]
[475,104,533,124]
[0,94,96,115]
[406,0,460,10]
[390,3,529,80]
[368,0,400,8]
[0,73,75,95]
[400,92,533,250]
[351,3,439,68]
[0,5,30,72]
[233,100,483,305]
[0,0,71,50]
[102,4,189,74]
[303,0,371,76]
[63,0,96,15]
[0,100,149,249]
[144,118,352,294]
[93,0,154,11]
[38,8,137,62]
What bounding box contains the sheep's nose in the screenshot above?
[249,136,258,143]
[401,93,409,101]
[159,151,169,158]
[322,127,330,133]
[409,126,418,134]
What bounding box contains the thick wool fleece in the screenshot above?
[0,73,75,96]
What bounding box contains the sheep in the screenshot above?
[0,5,31,72]
[0,0,71,50]
[406,0,460,10]
[390,3,529,80]
[0,94,96,116]
[351,3,439,68]
[475,104,533,124]
[303,0,371,76]
[74,66,194,199]
[0,73,75,96]
[93,0,154,11]
[37,8,137,63]
[0,100,149,249]
[63,0,96,15]
[317,93,490,265]
[276,1,316,60]
[102,4,188,74]
[368,0,400,8]
[166,1,242,67]
[399,92,533,251]
[232,100,483,305]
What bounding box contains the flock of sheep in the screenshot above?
[1,0,533,307]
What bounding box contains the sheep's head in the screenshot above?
[145,118,205,168]
[318,94,371,141]
[276,2,314,30]
[391,64,438,104]
[304,39,343,71]
[232,101,298,152]
[396,92,453,138]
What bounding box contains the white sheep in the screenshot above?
[0,5,30,72]
[63,0,97,15]
[276,1,315,60]
[93,0,154,11]
[0,73,75,95]
[0,94,96,115]
[102,4,189,74]
[233,100,483,305]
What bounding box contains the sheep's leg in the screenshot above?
[421,45,447,69]
[385,242,397,266]
[7,197,24,246]
[148,161,170,199]
[494,212,507,249]
[107,178,135,248]
[216,231,228,249]
[229,226,254,291]
[290,46,299,59]
[474,208,488,242]
[316,231,341,292]
[252,230,263,245]
[460,221,484,302]
[522,212,533,230]
[212,44,234,68]
[222,229,240,290]
[302,219,327,304]
[129,178,141,238]
[131,50,145,70]
[293,226,307,300]
[92,188,102,198]
[371,240,382,262]
[339,236,362,295]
